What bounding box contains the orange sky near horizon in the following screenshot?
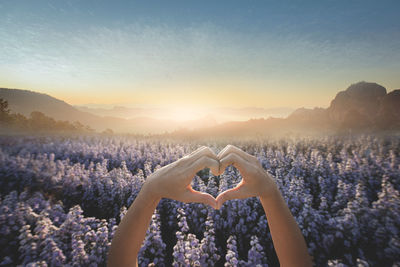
[2,1,400,110]
[0,79,337,109]
[2,77,399,110]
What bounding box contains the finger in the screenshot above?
[183,189,217,209]
[217,144,231,159]
[186,155,220,177]
[215,184,245,209]
[186,146,218,166]
[189,146,207,156]
[191,146,218,162]
[179,146,207,163]
[218,145,256,163]
[219,152,249,175]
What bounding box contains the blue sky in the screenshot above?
[1,0,400,109]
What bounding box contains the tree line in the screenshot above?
[0,98,94,133]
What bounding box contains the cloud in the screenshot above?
[1,6,400,107]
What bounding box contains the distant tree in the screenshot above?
[72,121,85,131]
[102,128,114,135]
[55,120,75,131]
[0,98,11,122]
[85,125,95,132]
[0,103,94,133]
[30,111,57,130]
[10,113,29,128]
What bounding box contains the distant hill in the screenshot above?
[176,81,400,137]
[328,82,387,123]
[0,88,96,121]
[0,88,217,133]
[75,105,293,122]
[284,81,400,131]
[324,81,400,130]
[377,89,400,129]
[1,81,399,136]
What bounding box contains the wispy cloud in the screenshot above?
[1,1,400,108]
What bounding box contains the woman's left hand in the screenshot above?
[142,146,220,209]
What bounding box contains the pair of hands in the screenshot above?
[109,145,313,267]
[143,145,278,209]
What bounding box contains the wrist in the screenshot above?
[258,177,280,202]
[140,179,162,202]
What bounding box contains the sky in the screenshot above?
[1,0,400,111]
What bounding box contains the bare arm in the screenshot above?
[216,145,312,267]
[259,188,312,267]
[107,184,158,267]
[107,146,219,267]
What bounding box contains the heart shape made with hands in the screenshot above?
[174,145,271,210]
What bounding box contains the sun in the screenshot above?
[165,107,210,122]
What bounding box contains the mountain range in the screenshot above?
[0,88,220,133]
[1,81,399,135]
[287,81,400,130]
[188,81,400,137]
[74,105,293,122]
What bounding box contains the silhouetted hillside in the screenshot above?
[0,88,217,133]
[177,81,400,137]
[285,81,400,131]
[286,107,330,129]
[1,82,399,136]
[328,82,386,121]
[0,87,100,123]
[376,89,400,129]
[75,105,293,122]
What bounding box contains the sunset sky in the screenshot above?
[1,0,400,110]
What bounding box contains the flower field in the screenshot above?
[0,135,399,266]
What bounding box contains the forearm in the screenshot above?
[259,187,312,267]
[107,183,160,267]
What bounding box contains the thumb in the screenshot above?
[183,189,217,209]
[216,184,245,209]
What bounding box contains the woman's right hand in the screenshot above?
[216,145,313,267]
[216,145,278,209]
